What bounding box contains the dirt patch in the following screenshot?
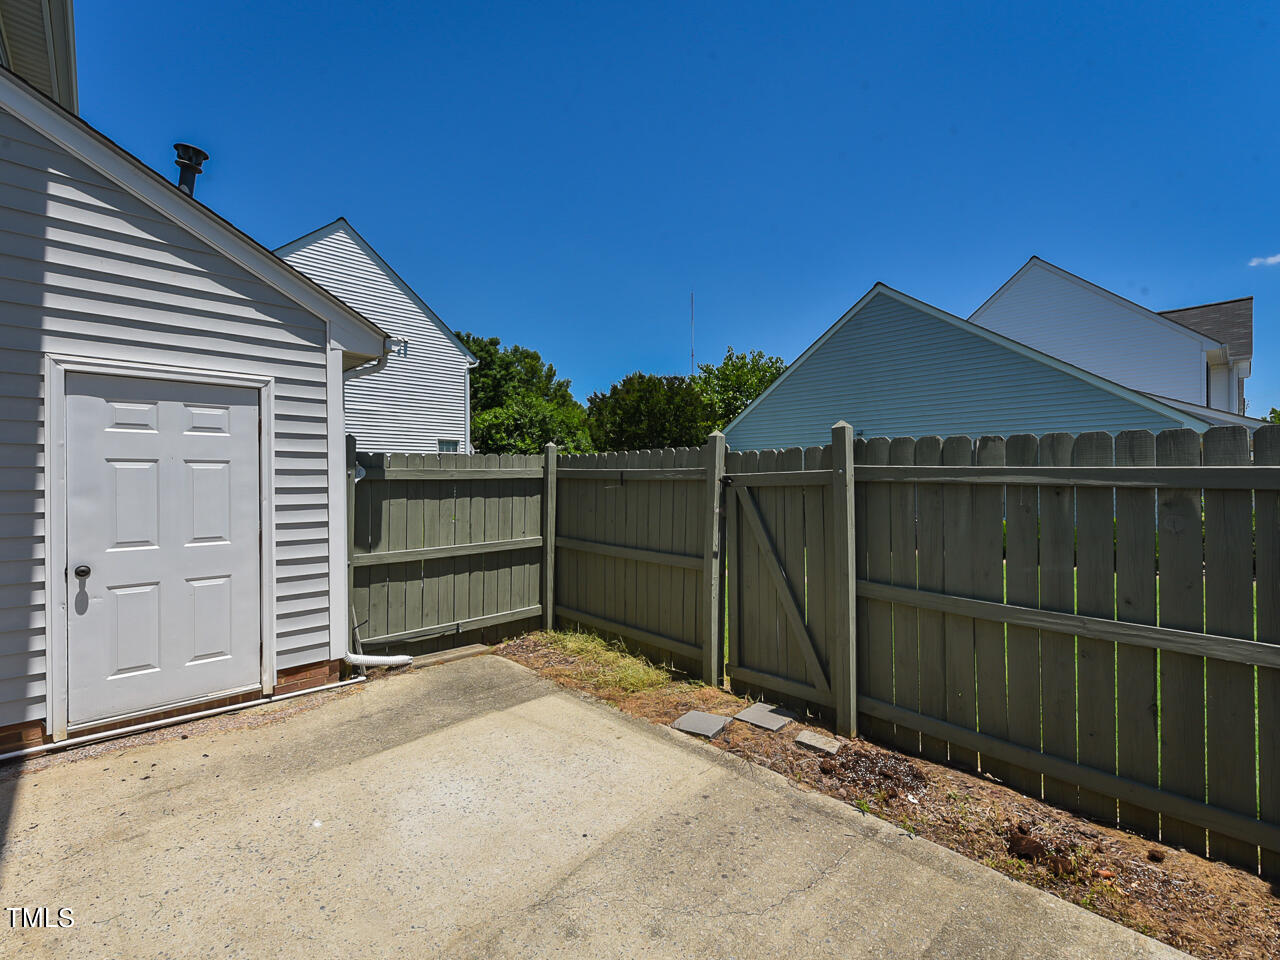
[501,632,1280,960]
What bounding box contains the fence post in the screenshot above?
[542,442,557,631]
[831,421,857,737]
[703,431,727,686]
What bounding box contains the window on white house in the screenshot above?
[438,440,460,453]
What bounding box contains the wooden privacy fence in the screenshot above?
[347,437,550,651]
[852,425,1280,879]
[347,423,1280,879]
[552,442,725,683]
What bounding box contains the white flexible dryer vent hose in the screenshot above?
[344,651,412,668]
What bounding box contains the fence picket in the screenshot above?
[1256,425,1280,879]
[1114,430,1159,837]
[660,449,679,646]
[803,445,830,705]
[1003,434,1043,797]
[726,448,744,674]
[1156,428,1208,856]
[864,438,895,743]
[406,452,425,636]
[1202,426,1258,870]
[1039,433,1079,809]
[973,436,1010,783]
[914,436,947,763]
[1074,432,1118,823]
[781,447,808,688]
[889,436,919,753]
[941,435,978,770]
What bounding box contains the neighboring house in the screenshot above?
[970,257,1253,415]
[0,39,392,747]
[723,284,1258,452]
[276,220,476,454]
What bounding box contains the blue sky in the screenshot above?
[78,1,1279,411]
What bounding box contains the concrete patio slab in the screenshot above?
[0,655,1187,959]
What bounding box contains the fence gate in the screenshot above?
[724,424,856,734]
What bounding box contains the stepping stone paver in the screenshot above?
[734,702,797,731]
[671,710,732,738]
[795,730,841,754]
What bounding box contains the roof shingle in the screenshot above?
[1159,297,1252,361]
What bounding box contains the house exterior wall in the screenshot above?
[280,227,471,454]
[0,103,335,729]
[724,292,1186,451]
[969,261,1211,406]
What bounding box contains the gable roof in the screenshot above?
[0,64,390,361]
[275,217,477,366]
[970,256,1227,355]
[724,282,1215,438]
[1159,297,1253,362]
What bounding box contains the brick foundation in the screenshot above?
[0,659,345,754]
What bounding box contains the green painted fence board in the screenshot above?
[1202,426,1258,870]
[1073,431,1118,824]
[1156,428,1208,857]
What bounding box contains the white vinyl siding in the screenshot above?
[280,226,470,454]
[969,261,1212,405]
[724,291,1187,451]
[0,103,334,726]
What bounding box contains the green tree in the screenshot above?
[472,395,592,454]
[694,347,786,430]
[1269,407,1280,424]
[587,373,711,450]
[455,331,593,454]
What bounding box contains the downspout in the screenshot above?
[342,336,413,670]
[343,336,403,383]
[464,358,477,453]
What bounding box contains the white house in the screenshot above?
[970,257,1253,416]
[723,284,1258,452]
[0,14,392,751]
[276,220,476,454]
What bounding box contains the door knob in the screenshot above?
[73,565,91,579]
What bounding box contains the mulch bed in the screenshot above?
[500,633,1280,960]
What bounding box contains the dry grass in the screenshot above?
[499,630,1280,960]
[519,629,670,697]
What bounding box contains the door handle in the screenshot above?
[73,565,91,579]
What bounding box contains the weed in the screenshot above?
[538,629,670,695]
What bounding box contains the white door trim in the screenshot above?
[44,354,277,741]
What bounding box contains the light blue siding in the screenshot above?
[725,292,1186,451]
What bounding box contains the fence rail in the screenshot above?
[347,423,1280,881]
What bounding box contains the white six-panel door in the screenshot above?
[65,373,262,727]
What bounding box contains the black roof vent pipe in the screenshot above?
[173,143,209,197]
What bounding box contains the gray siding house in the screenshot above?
[724,284,1254,452]
[277,220,476,454]
[0,57,389,746]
